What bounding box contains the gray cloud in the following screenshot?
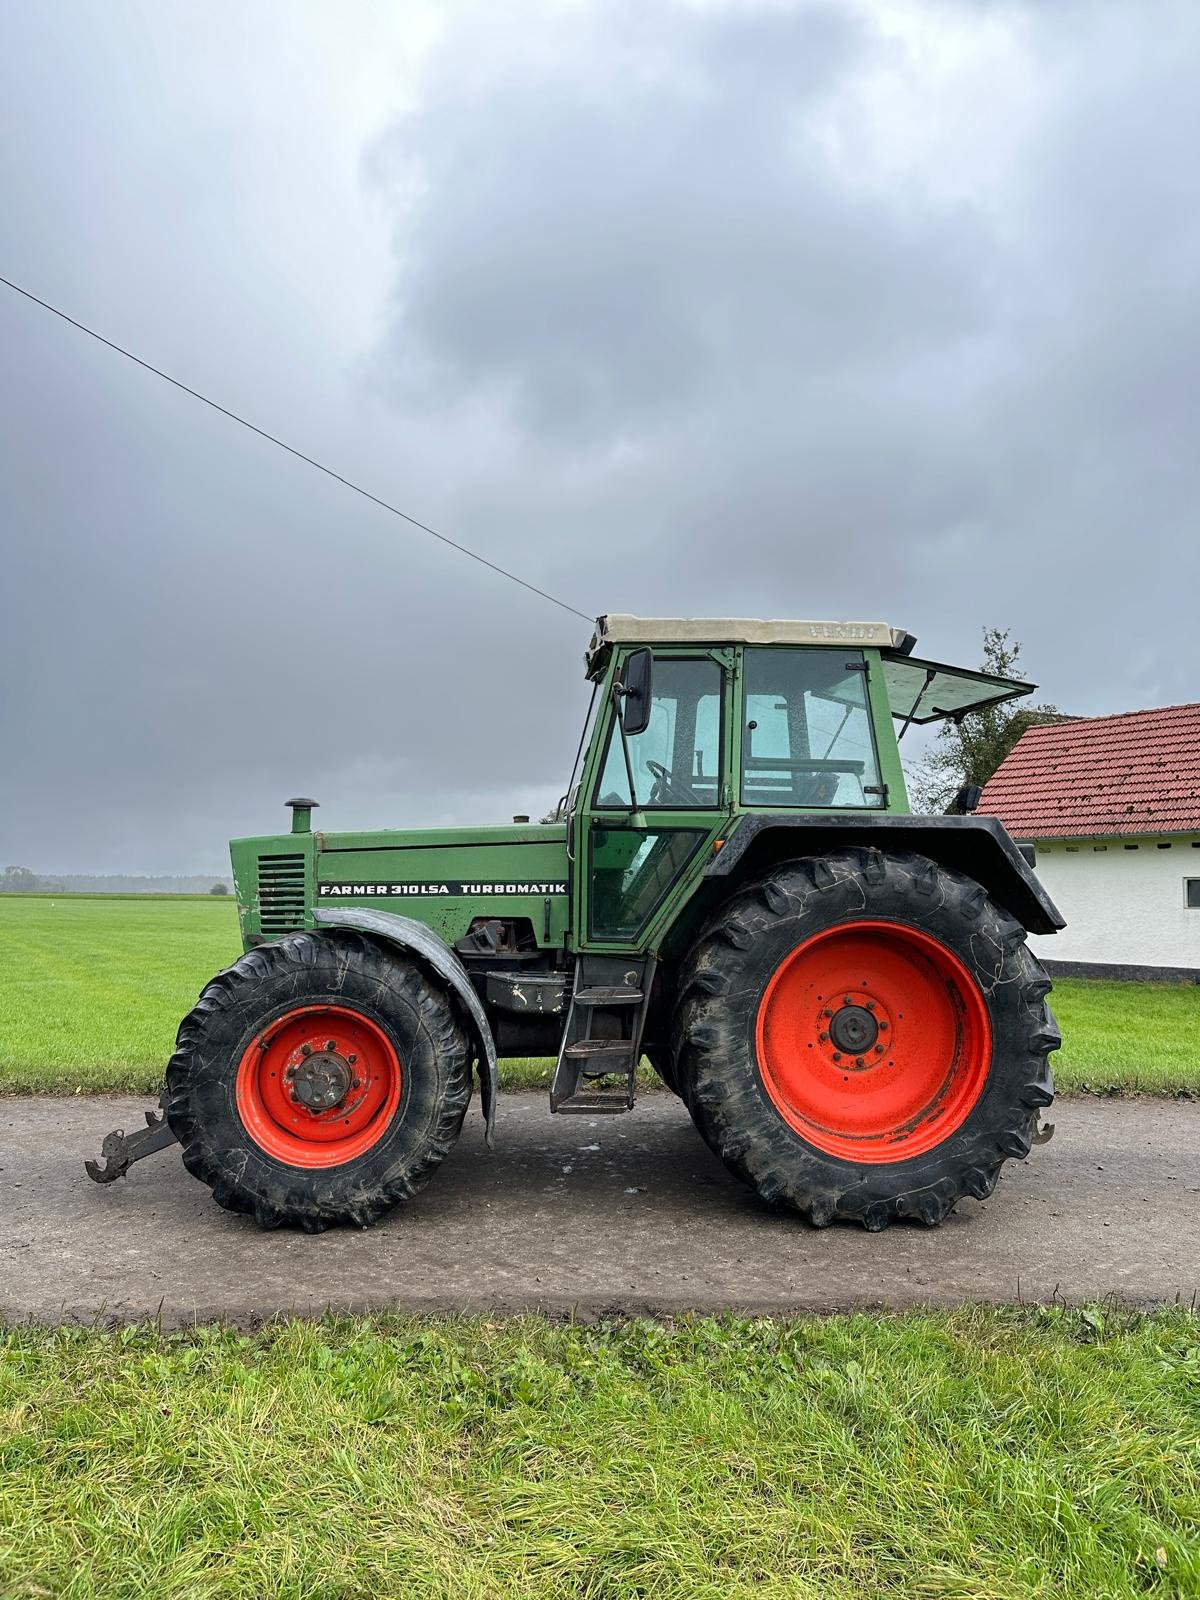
[378,4,989,443]
[374,0,1200,703]
[1,0,1198,873]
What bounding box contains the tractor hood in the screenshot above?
[230,819,571,949]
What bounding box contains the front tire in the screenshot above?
[165,931,471,1231]
[673,849,1058,1230]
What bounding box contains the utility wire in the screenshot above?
[0,272,592,622]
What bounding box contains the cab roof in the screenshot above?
[592,614,911,651]
[588,613,1036,726]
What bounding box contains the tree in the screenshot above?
[907,627,1067,814]
[209,882,230,896]
[1,866,39,893]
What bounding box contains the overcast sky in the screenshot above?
[2,0,1197,874]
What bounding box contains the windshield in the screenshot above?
[552,682,600,820]
[741,648,883,808]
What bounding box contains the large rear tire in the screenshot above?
[165,931,471,1231]
[673,849,1058,1230]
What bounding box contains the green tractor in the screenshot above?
[87,615,1061,1232]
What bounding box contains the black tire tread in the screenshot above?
[673,847,1059,1231]
[165,931,471,1232]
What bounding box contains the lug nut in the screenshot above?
[855,1056,865,1067]
[325,1040,336,1051]
[352,1078,362,1089]
[879,1022,889,1032]
[875,1044,885,1055]
[347,1054,357,1065]
[866,1001,876,1011]
[832,1052,842,1062]
[819,1031,829,1042]
[822,1008,833,1019]
[300,1043,313,1056]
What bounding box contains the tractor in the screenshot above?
[86,615,1061,1231]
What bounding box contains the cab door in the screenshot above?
[574,649,733,952]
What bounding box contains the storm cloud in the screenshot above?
[1,0,1198,872]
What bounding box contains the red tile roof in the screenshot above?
[979,703,1200,839]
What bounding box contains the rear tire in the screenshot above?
[673,849,1058,1230]
[165,931,471,1231]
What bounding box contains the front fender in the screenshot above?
[314,906,498,1147]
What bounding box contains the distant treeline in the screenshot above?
[1,867,232,895]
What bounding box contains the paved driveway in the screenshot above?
[1,1092,1196,1326]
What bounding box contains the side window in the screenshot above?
[596,658,723,809]
[1186,879,1200,909]
[589,828,708,939]
[741,648,883,808]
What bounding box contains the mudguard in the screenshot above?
[314,905,498,1147]
[707,814,1064,936]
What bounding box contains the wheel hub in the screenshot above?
[290,1051,353,1111]
[828,1001,879,1056]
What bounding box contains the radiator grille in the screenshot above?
[258,852,306,934]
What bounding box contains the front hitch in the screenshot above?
[84,1097,179,1183]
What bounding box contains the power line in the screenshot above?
[0,272,592,623]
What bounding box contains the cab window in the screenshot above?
[589,828,709,939]
[596,657,722,809]
[741,648,883,808]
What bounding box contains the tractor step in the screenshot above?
[573,986,643,1006]
[552,1090,635,1114]
[550,954,655,1115]
[563,1038,635,1057]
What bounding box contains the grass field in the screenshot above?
[1,1307,1197,1599]
[0,894,1197,1095]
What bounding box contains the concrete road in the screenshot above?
[1,1093,1197,1327]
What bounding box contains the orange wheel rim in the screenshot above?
[235,1004,402,1168]
[755,920,991,1163]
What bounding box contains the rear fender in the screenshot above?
[314,906,498,1147]
[707,814,1064,935]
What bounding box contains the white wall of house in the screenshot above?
[1026,832,1200,970]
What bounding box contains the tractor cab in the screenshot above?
[567,615,1037,957]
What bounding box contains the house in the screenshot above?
[979,703,1200,980]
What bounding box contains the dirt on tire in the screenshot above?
[673,847,1059,1230]
[165,930,471,1232]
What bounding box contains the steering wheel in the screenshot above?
[645,759,691,806]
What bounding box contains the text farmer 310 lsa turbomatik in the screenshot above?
[87,616,1062,1232]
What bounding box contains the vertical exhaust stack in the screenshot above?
[286,797,318,834]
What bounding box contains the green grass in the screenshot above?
[1050,979,1199,1095]
[1,896,1196,1096]
[0,894,241,1092]
[1,1308,1197,1598]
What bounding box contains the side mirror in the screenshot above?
[620,648,653,737]
[953,782,983,814]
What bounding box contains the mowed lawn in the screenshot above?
[1,1308,1198,1599]
[0,893,1197,1095]
[0,895,241,1093]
